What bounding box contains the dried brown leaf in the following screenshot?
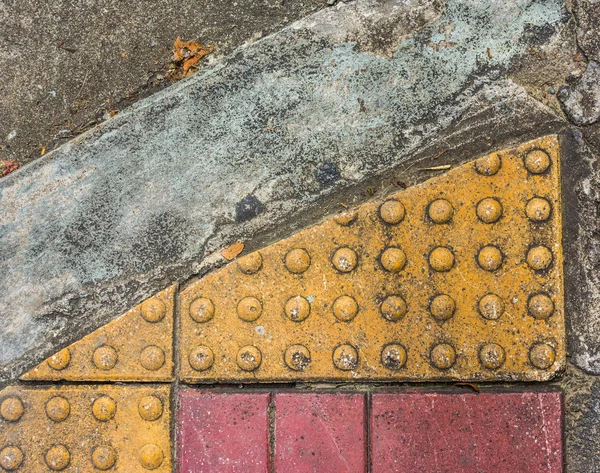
[453,382,481,392]
[171,37,214,78]
[221,242,245,260]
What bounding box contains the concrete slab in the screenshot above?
[0,0,322,167]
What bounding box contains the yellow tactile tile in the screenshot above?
[0,384,171,472]
[21,286,176,382]
[179,136,565,383]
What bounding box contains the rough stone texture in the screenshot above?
[0,0,322,167]
[274,393,366,472]
[572,0,600,62]
[370,391,564,473]
[0,0,573,382]
[562,363,600,473]
[561,128,600,374]
[177,391,270,473]
[558,61,600,125]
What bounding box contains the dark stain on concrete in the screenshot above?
[236,195,265,222]
[315,162,341,186]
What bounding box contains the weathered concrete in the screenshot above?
[559,61,600,125]
[572,0,600,62]
[562,363,600,473]
[562,128,600,374]
[0,0,577,382]
[0,0,322,167]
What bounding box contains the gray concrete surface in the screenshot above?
[562,362,600,472]
[0,0,323,167]
[572,0,600,62]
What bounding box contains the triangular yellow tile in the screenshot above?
[179,136,564,383]
[22,285,176,382]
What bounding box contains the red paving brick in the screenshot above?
[274,393,367,473]
[370,391,563,473]
[177,391,270,473]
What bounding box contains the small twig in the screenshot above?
[454,382,480,392]
[433,148,449,159]
[418,164,452,171]
[57,42,78,53]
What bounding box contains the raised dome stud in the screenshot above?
[380,247,407,273]
[429,247,454,272]
[284,248,311,274]
[478,294,504,320]
[139,444,164,470]
[47,348,71,371]
[526,197,552,222]
[237,296,263,322]
[0,397,24,422]
[333,344,359,371]
[524,149,551,174]
[45,445,70,471]
[189,297,215,323]
[237,251,263,274]
[429,295,456,321]
[477,246,503,271]
[526,245,553,271]
[93,345,118,371]
[92,396,117,422]
[476,197,503,224]
[430,343,456,370]
[140,297,166,323]
[474,153,501,175]
[379,199,405,224]
[479,343,506,370]
[45,396,70,422]
[381,344,407,370]
[380,295,407,322]
[331,247,358,273]
[332,295,359,322]
[92,446,117,471]
[139,346,166,371]
[138,395,164,421]
[188,346,215,372]
[529,343,556,370]
[528,293,555,320]
[428,199,454,224]
[284,345,311,371]
[236,346,262,371]
[0,446,23,471]
[333,210,358,226]
[284,296,311,322]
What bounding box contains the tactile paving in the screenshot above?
[21,286,176,382]
[179,136,565,383]
[0,384,171,472]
